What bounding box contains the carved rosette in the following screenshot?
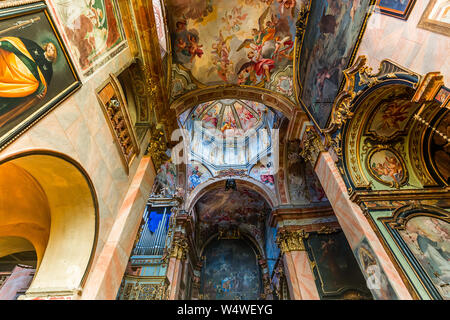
[276,229,309,253]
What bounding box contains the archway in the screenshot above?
[200,237,263,300]
[0,150,98,299]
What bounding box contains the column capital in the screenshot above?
[300,126,325,168]
[276,229,309,253]
[169,238,189,260]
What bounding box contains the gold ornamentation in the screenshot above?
[169,238,189,261]
[300,127,325,167]
[121,277,170,300]
[316,225,339,234]
[97,74,140,174]
[276,229,309,253]
[147,124,169,170]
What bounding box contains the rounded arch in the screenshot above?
[171,85,297,120]
[0,149,98,297]
[183,176,278,213]
[199,231,265,260]
[340,80,438,190]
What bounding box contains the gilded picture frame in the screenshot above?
[366,146,408,188]
[376,0,417,20]
[380,204,450,300]
[417,0,450,36]
[0,0,81,150]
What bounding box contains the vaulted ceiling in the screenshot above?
[166,0,301,103]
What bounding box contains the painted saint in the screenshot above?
[0,37,57,127]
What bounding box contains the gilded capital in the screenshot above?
[276,229,309,253]
[169,238,189,260]
[300,127,325,167]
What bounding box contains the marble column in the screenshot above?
[167,238,188,300]
[276,229,320,300]
[300,127,412,299]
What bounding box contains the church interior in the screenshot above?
[0,0,448,301]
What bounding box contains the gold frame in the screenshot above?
[417,0,450,36]
[366,146,409,189]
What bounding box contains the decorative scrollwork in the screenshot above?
[276,229,309,253]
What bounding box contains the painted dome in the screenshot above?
[192,99,267,138]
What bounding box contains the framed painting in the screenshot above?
[418,0,450,36]
[381,205,450,300]
[296,0,375,130]
[376,0,417,20]
[305,231,373,299]
[48,0,127,78]
[366,147,408,188]
[0,0,81,150]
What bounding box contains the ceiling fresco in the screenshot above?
[167,0,303,101]
[195,186,270,247]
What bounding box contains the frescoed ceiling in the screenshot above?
[181,99,282,172]
[167,0,304,102]
[195,186,270,247]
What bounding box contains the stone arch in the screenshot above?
[183,176,277,214]
[171,85,297,120]
[0,150,98,299]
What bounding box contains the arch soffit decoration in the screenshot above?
[0,149,99,296]
[184,176,277,214]
[327,56,447,193]
[170,85,298,121]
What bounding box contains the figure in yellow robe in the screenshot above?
[0,37,57,127]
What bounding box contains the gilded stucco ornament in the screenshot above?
[169,238,189,260]
[276,229,309,253]
[147,124,169,170]
[300,127,325,167]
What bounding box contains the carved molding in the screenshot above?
[97,74,140,174]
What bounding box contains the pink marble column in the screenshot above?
[282,251,319,300]
[314,151,412,299]
[0,266,34,300]
[81,157,155,300]
[167,257,184,300]
[277,230,320,300]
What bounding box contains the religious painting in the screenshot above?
[250,161,275,190]
[366,87,419,141]
[366,147,408,188]
[376,0,416,19]
[305,162,328,202]
[306,231,372,299]
[187,161,212,190]
[0,1,81,150]
[153,159,177,196]
[354,238,398,299]
[418,0,450,36]
[48,0,126,77]
[195,186,269,247]
[398,216,450,299]
[297,0,374,129]
[201,239,262,300]
[286,141,310,204]
[434,86,450,106]
[166,0,300,91]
